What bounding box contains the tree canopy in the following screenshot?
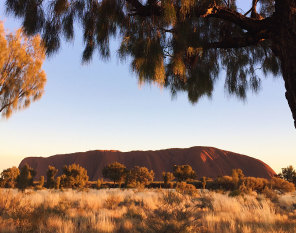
[5,0,296,127]
[16,164,36,190]
[60,163,89,188]
[0,21,46,118]
[0,166,20,188]
[278,165,296,184]
[102,162,127,184]
[126,166,155,187]
[46,165,58,188]
[173,164,196,181]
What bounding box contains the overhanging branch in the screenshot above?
[200,31,268,50]
[200,6,269,32]
[126,0,161,16]
[126,1,273,40]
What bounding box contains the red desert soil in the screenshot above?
[19,146,276,180]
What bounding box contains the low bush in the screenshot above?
[60,164,89,189]
[16,164,36,190]
[270,177,295,193]
[243,177,269,192]
[0,167,20,188]
[176,182,197,195]
[125,166,154,188]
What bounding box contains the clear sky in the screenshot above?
[0,1,295,174]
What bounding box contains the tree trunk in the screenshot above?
[272,0,296,128]
[278,45,296,129]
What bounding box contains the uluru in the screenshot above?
[19,146,276,180]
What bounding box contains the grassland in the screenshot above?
[0,188,296,233]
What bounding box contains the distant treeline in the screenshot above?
[0,162,295,194]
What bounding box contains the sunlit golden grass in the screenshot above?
[0,188,296,232]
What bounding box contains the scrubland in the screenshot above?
[0,188,296,233]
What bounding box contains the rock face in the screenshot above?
[19,146,276,180]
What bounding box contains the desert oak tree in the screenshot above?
[0,22,46,118]
[5,0,296,127]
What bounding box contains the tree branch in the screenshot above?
[126,0,161,17]
[126,1,272,35]
[0,102,11,113]
[199,6,269,32]
[201,31,268,49]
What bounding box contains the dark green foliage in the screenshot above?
[36,176,45,189]
[214,175,235,190]
[173,165,196,182]
[243,177,268,192]
[46,165,58,189]
[211,171,268,193]
[126,166,154,187]
[5,0,281,106]
[0,166,20,188]
[278,166,296,184]
[60,163,89,189]
[176,181,197,195]
[231,168,245,189]
[210,173,295,194]
[40,176,44,187]
[162,172,175,187]
[270,177,295,193]
[55,176,61,189]
[16,164,36,190]
[102,162,127,185]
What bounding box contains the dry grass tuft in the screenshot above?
[0,188,296,232]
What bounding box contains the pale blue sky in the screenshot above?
[0,1,295,174]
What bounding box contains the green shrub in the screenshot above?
[278,165,296,184]
[46,165,58,189]
[173,165,196,182]
[262,187,279,201]
[126,166,154,188]
[270,177,295,193]
[176,182,197,195]
[102,162,127,186]
[229,189,241,197]
[55,176,61,189]
[39,176,44,188]
[16,164,36,190]
[0,166,20,188]
[60,164,89,189]
[243,177,268,192]
[214,176,235,190]
[232,169,245,189]
[162,172,175,188]
[147,181,163,188]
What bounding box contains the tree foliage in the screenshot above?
[0,21,46,118]
[271,177,295,193]
[102,162,127,185]
[278,166,296,184]
[5,0,296,127]
[0,166,20,188]
[162,171,175,185]
[16,164,36,190]
[55,176,61,189]
[126,166,155,187]
[46,165,58,188]
[173,165,196,182]
[243,176,268,192]
[232,168,245,188]
[60,163,89,189]
[37,175,45,189]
